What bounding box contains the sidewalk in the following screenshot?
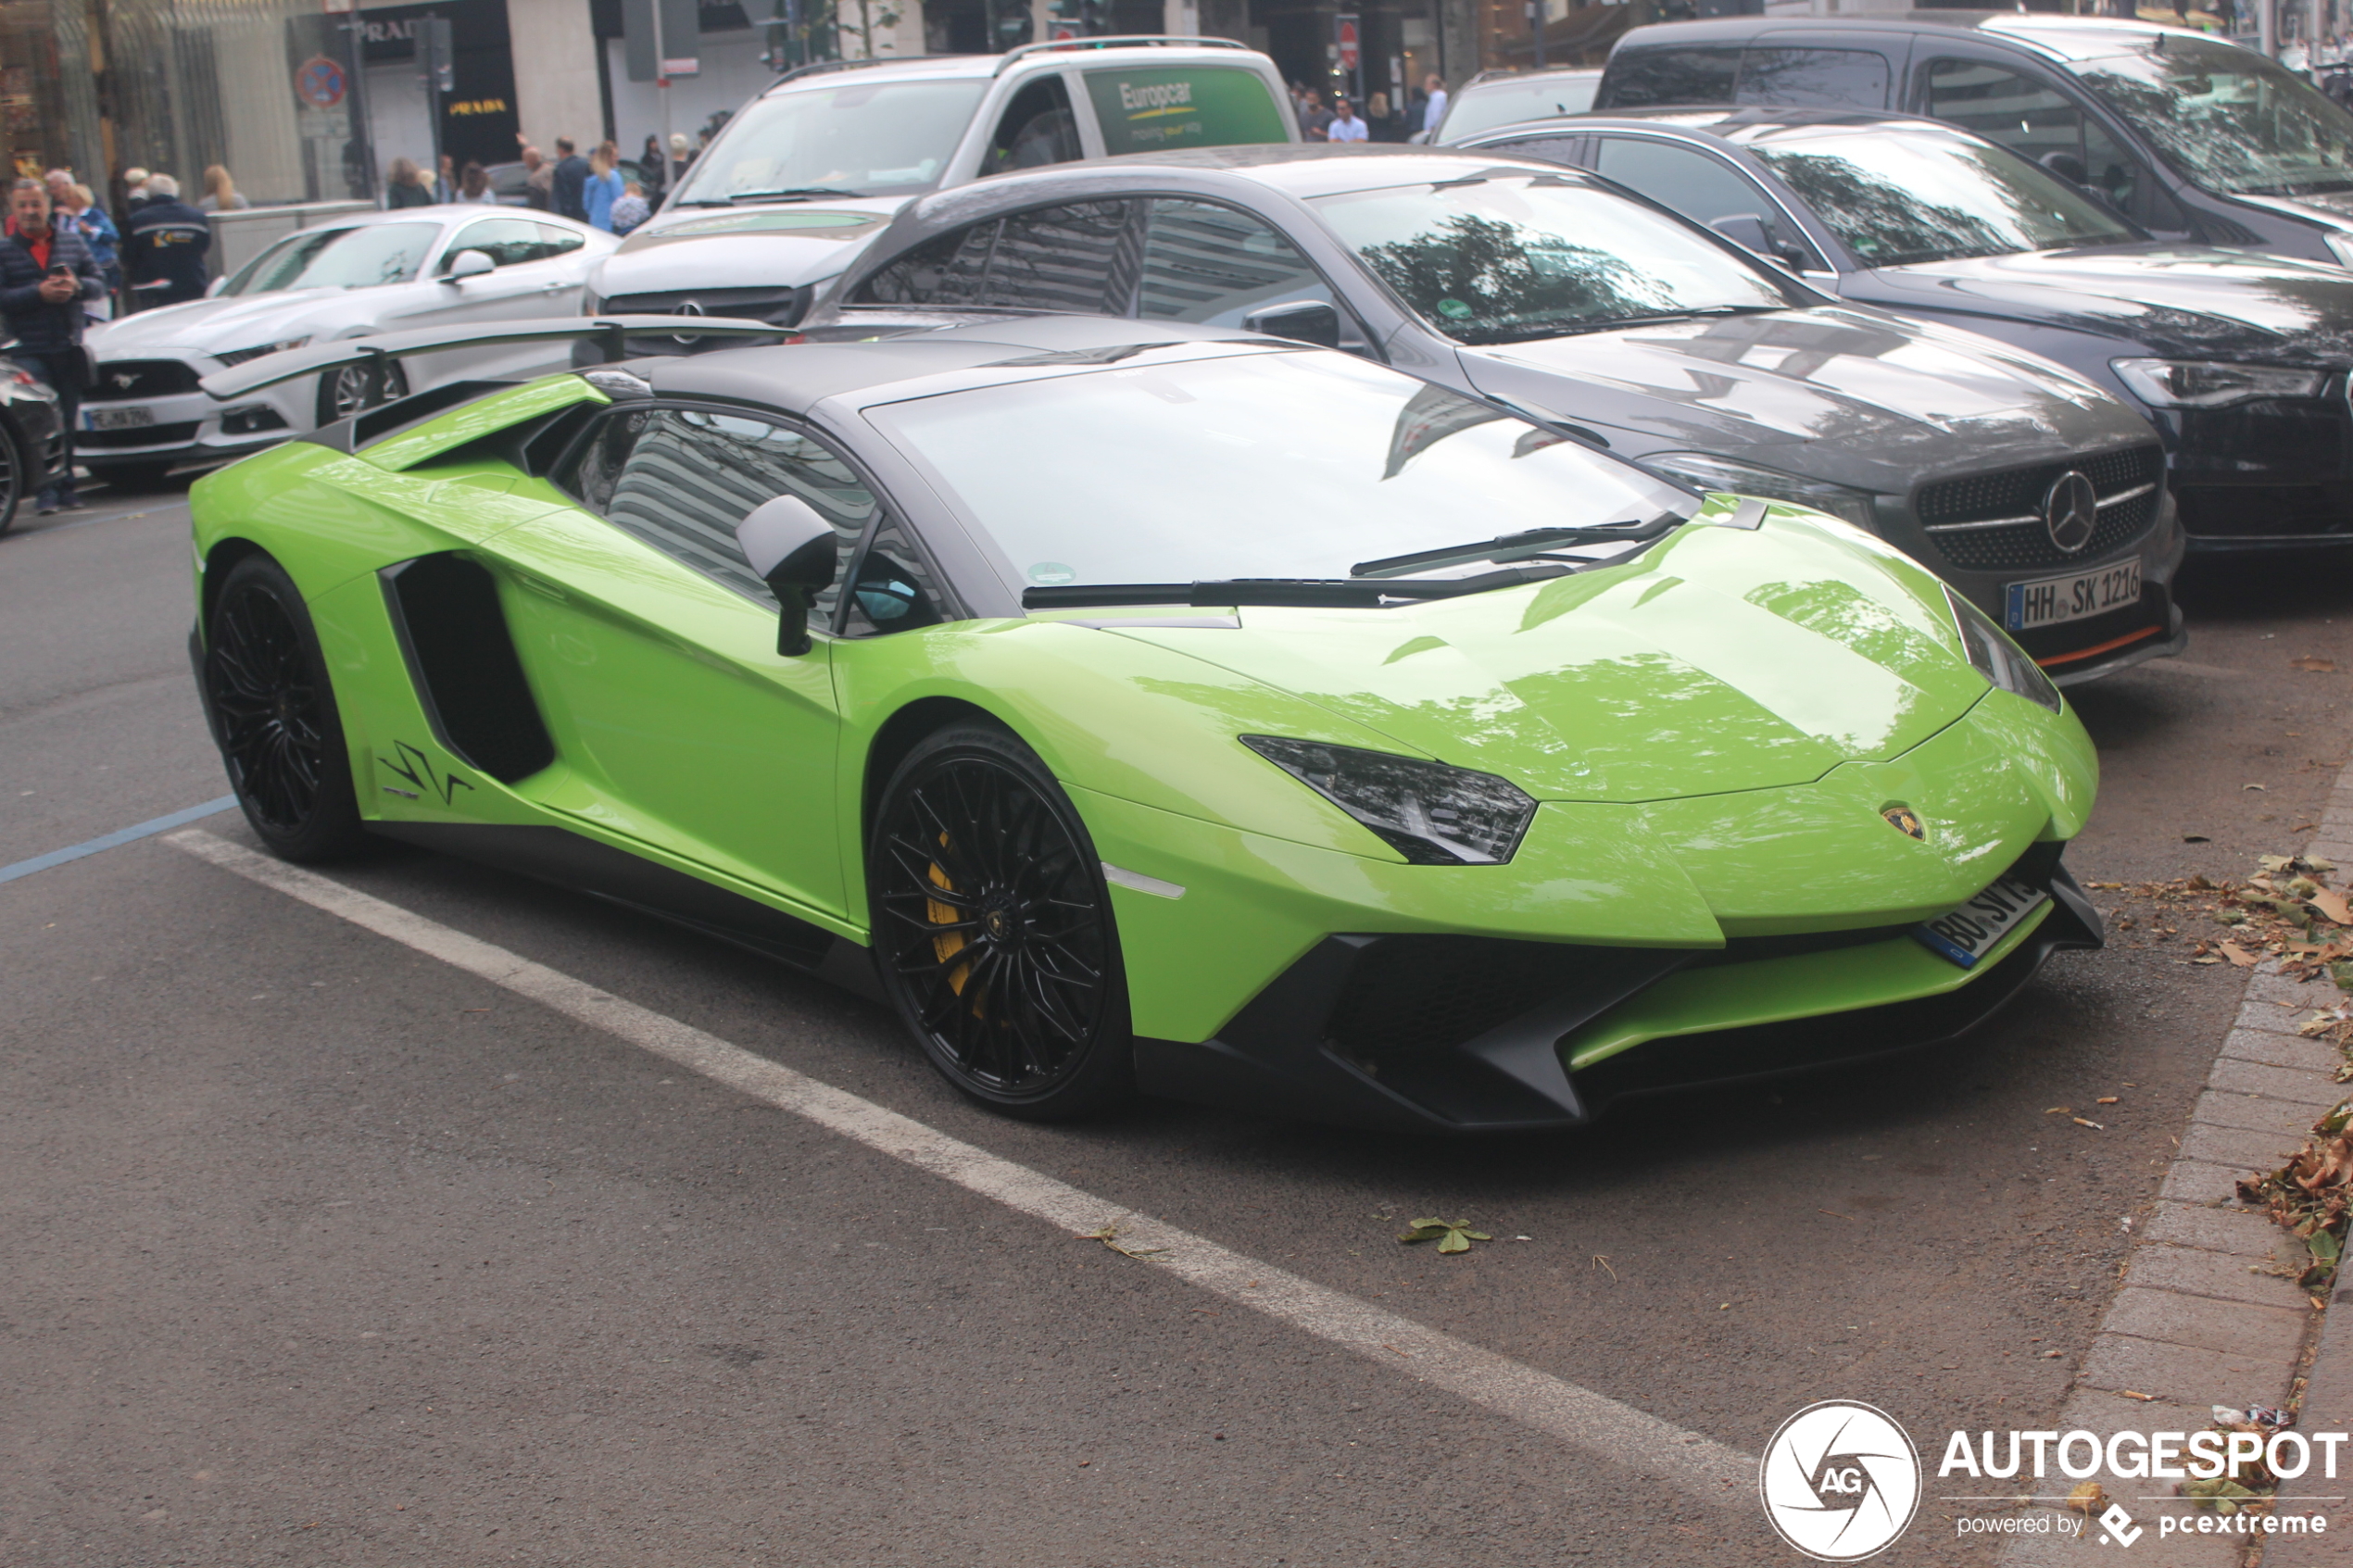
[2001,777,2353,1566]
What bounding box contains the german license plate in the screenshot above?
[84,405,155,432]
[1914,876,2051,969]
[2005,559,2141,631]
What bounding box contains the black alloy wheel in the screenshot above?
[870,721,1134,1119]
[0,418,22,536]
[202,555,366,861]
[316,359,409,425]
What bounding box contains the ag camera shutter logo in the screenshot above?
[1760,1400,1922,1561]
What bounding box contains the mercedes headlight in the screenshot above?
[1945,587,2062,713]
[1240,736,1537,865]
[2110,358,2328,408]
[1640,453,1880,532]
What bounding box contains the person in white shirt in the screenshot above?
[1421,74,1449,135]
[1327,100,1369,143]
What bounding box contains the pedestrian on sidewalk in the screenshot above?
[384,157,433,208]
[667,132,693,188]
[1327,98,1369,143]
[0,178,101,514]
[57,182,119,317]
[517,143,553,210]
[119,167,153,219]
[637,134,666,204]
[552,138,590,222]
[121,173,210,311]
[610,181,650,235]
[584,143,625,233]
[1420,74,1449,136]
[456,162,494,204]
[197,165,248,213]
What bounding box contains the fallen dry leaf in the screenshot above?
[2312,888,2353,926]
[2221,941,2260,967]
[2068,1481,2108,1514]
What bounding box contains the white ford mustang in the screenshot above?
[81,206,617,485]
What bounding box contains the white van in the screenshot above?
[584,38,1299,336]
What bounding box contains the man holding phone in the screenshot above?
[1,177,100,513]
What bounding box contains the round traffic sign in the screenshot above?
[295,56,346,109]
[1338,19,1360,72]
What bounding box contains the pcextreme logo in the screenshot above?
[1760,1400,1922,1562]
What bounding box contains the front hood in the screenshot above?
[1849,245,2353,364]
[87,289,354,360]
[1457,305,2145,495]
[1115,505,2017,803]
[2227,188,2353,229]
[590,202,905,297]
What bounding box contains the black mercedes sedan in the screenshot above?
[800,144,2183,684]
[1458,108,2353,557]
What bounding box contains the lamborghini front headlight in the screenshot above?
[1945,587,2063,713]
[1240,736,1537,865]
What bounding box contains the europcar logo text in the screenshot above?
[1760,1401,1922,1561]
[1117,79,1194,115]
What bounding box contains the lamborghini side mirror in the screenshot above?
[738,495,837,656]
[443,248,496,282]
[1242,300,1341,348]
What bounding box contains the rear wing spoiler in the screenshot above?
[196,314,791,401]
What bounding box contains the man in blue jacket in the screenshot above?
[551,138,590,223]
[1,178,99,513]
[122,173,211,310]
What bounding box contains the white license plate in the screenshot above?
[1914,876,2051,969]
[84,405,155,431]
[2005,559,2142,631]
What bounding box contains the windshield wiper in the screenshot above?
[724,186,866,204]
[1024,564,1572,611]
[1535,303,1783,338]
[1352,516,1680,579]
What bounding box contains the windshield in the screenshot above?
[2071,41,2353,197]
[1751,129,2139,267]
[669,79,989,204]
[1439,74,1600,142]
[868,349,1690,594]
[1310,174,1791,345]
[222,223,440,295]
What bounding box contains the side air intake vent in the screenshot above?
[381,554,555,784]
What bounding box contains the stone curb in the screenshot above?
[2000,808,2353,1566]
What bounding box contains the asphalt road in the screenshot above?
[4,489,2349,1567]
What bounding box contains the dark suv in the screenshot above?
[1596,13,2353,267]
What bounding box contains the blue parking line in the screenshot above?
[0,796,238,885]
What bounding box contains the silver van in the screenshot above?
[584,38,1298,338]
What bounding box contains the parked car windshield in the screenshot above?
[668,79,990,204]
[1437,72,1601,143]
[868,348,1690,591]
[1310,173,1792,345]
[1748,127,2140,267]
[221,222,441,295]
[2070,41,2353,197]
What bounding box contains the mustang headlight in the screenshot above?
[213,335,310,367]
[2109,358,2328,408]
[1640,452,1880,532]
[1240,735,1537,865]
[1945,586,2062,713]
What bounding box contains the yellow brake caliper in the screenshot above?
[927,833,975,1001]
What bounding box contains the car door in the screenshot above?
[1911,54,2188,237]
[384,217,584,382]
[486,403,871,920]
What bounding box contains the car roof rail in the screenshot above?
[995,35,1252,74]
[768,54,979,88]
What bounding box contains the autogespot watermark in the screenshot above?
[1760,1402,2347,1557]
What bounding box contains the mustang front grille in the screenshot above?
[84,359,202,401]
[81,420,198,449]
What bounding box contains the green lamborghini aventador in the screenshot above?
[188,313,2101,1132]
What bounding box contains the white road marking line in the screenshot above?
[167,826,1755,1507]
